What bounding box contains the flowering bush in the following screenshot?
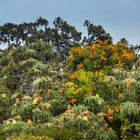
[47,105,118,139]
[68,41,135,73]
[0,39,140,139]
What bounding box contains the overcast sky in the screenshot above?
[0,0,140,49]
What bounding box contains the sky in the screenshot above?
[0,0,140,49]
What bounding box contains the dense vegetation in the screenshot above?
[0,17,140,140]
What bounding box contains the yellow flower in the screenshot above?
[74,88,82,94]
[88,92,93,96]
[95,71,104,77]
[65,82,74,87]
[12,120,17,124]
[33,99,38,105]
[83,116,88,121]
[23,96,31,101]
[32,107,41,113]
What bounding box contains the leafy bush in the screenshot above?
[0,85,11,122]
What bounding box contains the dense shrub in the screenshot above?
[0,39,140,139]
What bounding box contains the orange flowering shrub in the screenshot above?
[68,41,135,74]
[69,73,77,80]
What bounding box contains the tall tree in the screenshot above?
[83,20,112,45]
[52,17,82,60]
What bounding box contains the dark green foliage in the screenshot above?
[83,20,112,45]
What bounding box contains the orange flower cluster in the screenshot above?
[89,45,97,58]
[100,57,107,61]
[115,60,124,67]
[73,48,82,55]
[68,40,135,71]
[89,53,94,58]
[90,45,96,51]
[107,108,120,122]
[69,98,77,104]
[77,63,84,69]
[102,51,106,55]
[121,51,133,60]
[107,108,113,122]
[107,108,113,115]
[114,53,119,60]
[69,73,77,80]
[109,44,115,51]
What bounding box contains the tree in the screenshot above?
[0,17,49,48]
[83,20,112,45]
[52,17,82,60]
